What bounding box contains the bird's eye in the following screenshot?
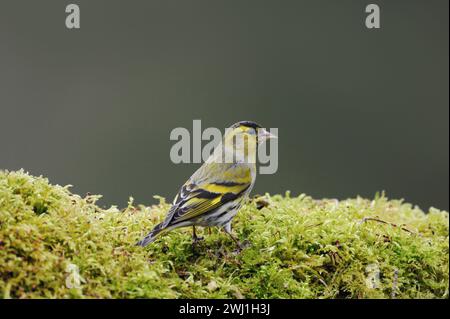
[237,126,256,136]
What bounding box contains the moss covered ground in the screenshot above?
[0,170,448,298]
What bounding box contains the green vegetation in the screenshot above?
[0,170,448,299]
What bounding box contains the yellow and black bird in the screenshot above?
[137,121,276,248]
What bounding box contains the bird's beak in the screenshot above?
[258,128,277,142]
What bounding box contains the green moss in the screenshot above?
[0,170,448,299]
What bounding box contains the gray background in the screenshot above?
[0,0,448,210]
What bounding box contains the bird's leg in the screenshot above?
[192,226,204,244]
[208,228,212,235]
[227,232,243,250]
[223,223,243,250]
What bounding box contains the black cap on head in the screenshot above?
[232,121,262,130]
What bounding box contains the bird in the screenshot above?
[137,121,277,249]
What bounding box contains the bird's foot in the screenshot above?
[192,226,204,246]
[192,235,204,245]
[232,240,251,254]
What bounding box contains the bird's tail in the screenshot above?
[136,222,167,247]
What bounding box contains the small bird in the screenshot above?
[137,121,276,249]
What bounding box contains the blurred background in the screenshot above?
[0,0,448,210]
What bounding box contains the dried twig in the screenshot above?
[360,217,418,235]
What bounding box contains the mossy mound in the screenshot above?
[0,170,448,299]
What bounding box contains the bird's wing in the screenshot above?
[161,163,253,227]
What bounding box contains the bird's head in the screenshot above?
[220,121,277,162]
